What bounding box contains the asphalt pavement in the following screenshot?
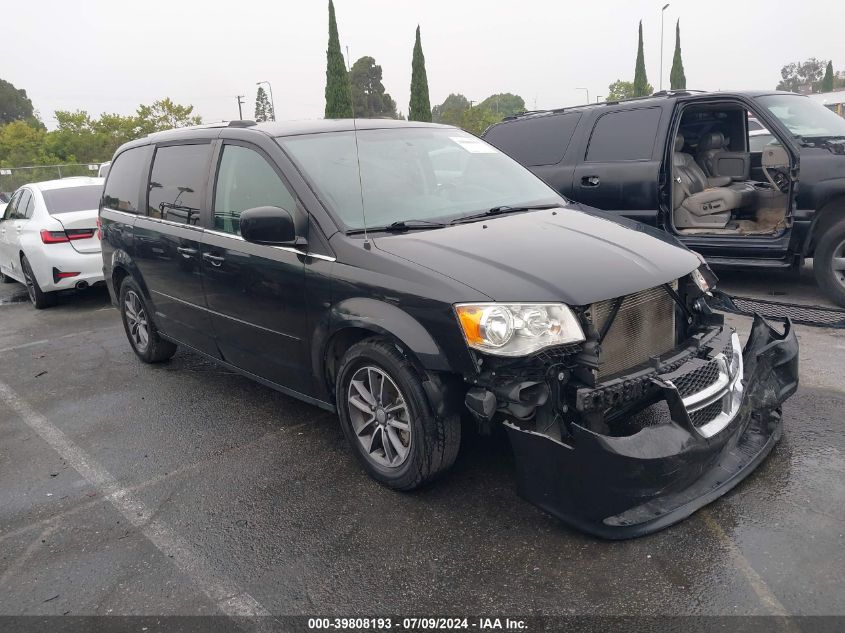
[0,265,843,623]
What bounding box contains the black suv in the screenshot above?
[483,91,845,306]
[100,119,797,538]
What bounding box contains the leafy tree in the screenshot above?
[459,106,500,136]
[324,0,352,118]
[432,93,470,126]
[0,120,60,167]
[0,79,37,125]
[135,98,201,135]
[409,26,431,122]
[776,58,827,93]
[821,61,834,93]
[607,79,651,101]
[254,86,274,122]
[476,93,525,118]
[669,20,686,90]
[633,21,650,97]
[349,56,398,119]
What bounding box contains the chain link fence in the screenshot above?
[0,163,106,196]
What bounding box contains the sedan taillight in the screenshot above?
[40,229,96,244]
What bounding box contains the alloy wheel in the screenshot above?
[124,290,150,352]
[22,260,36,305]
[346,365,412,468]
[832,238,845,291]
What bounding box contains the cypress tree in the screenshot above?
[669,20,686,90]
[324,0,352,118]
[821,61,834,93]
[409,25,432,122]
[633,21,650,97]
[254,86,274,122]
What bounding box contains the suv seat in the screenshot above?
[673,133,742,229]
[695,131,758,208]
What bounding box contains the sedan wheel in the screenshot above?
[347,365,412,468]
[123,290,150,353]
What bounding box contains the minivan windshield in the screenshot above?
[277,127,562,231]
[757,94,845,139]
[42,185,103,214]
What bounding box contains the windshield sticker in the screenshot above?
[450,136,499,154]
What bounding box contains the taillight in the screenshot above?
[96,217,103,240]
[41,230,69,244]
[40,229,96,244]
[66,229,96,240]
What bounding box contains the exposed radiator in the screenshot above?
[588,282,678,380]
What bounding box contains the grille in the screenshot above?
[589,283,677,380]
[689,400,723,427]
[673,359,721,398]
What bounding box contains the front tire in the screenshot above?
[813,218,845,308]
[336,337,461,491]
[119,277,177,363]
[21,255,56,309]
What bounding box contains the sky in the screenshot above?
[3,0,843,128]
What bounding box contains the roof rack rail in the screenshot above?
[228,120,258,128]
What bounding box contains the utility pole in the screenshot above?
[236,95,245,120]
[660,3,670,91]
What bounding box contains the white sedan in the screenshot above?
[0,177,105,308]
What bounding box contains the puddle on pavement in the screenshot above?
[0,289,29,305]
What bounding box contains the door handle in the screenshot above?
[581,175,601,187]
[202,252,225,266]
[176,246,198,258]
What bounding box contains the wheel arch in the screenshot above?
[805,191,845,256]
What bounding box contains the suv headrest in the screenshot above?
[698,131,726,152]
[674,133,685,153]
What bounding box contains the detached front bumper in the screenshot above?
[504,315,799,539]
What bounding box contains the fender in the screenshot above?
[802,184,845,254]
[313,297,454,393]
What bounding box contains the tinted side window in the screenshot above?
[103,147,150,214]
[148,144,212,225]
[484,112,582,166]
[586,107,662,162]
[213,145,296,235]
[14,190,32,219]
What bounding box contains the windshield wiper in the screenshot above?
[346,219,447,235]
[450,203,562,225]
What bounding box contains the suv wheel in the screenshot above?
[336,338,460,490]
[119,277,177,363]
[814,218,845,308]
[21,255,56,309]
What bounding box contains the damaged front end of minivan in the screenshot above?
[461,269,798,539]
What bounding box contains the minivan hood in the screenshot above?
[373,206,700,305]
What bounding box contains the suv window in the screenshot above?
[103,147,150,214]
[213,145,296,235]
[485,112,582,166]
[586,107,662,162]
[148,144,211,225]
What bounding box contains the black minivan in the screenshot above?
[100,119,798,538]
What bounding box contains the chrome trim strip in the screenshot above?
[680,355,730,411]
[150,289,300,341]
[201,228,337,262]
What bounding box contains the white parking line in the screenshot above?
[0,326,123,354]
[0,380,272,618]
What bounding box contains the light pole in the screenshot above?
[256,81,277,121]
[576,87,589,104]
[660,3,670,91]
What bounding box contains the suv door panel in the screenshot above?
[201,142,311,394]
[133,142,218,356]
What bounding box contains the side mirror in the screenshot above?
[239,206,301,246]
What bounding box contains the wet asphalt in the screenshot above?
[0,264,843,619]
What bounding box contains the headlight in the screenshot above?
[691,267,712,295]
[455,303,585,357]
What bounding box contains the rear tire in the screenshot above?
[21,255,56,309]
[813,218,845,308]
[336,337,461,491]
[118,277,177,363]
